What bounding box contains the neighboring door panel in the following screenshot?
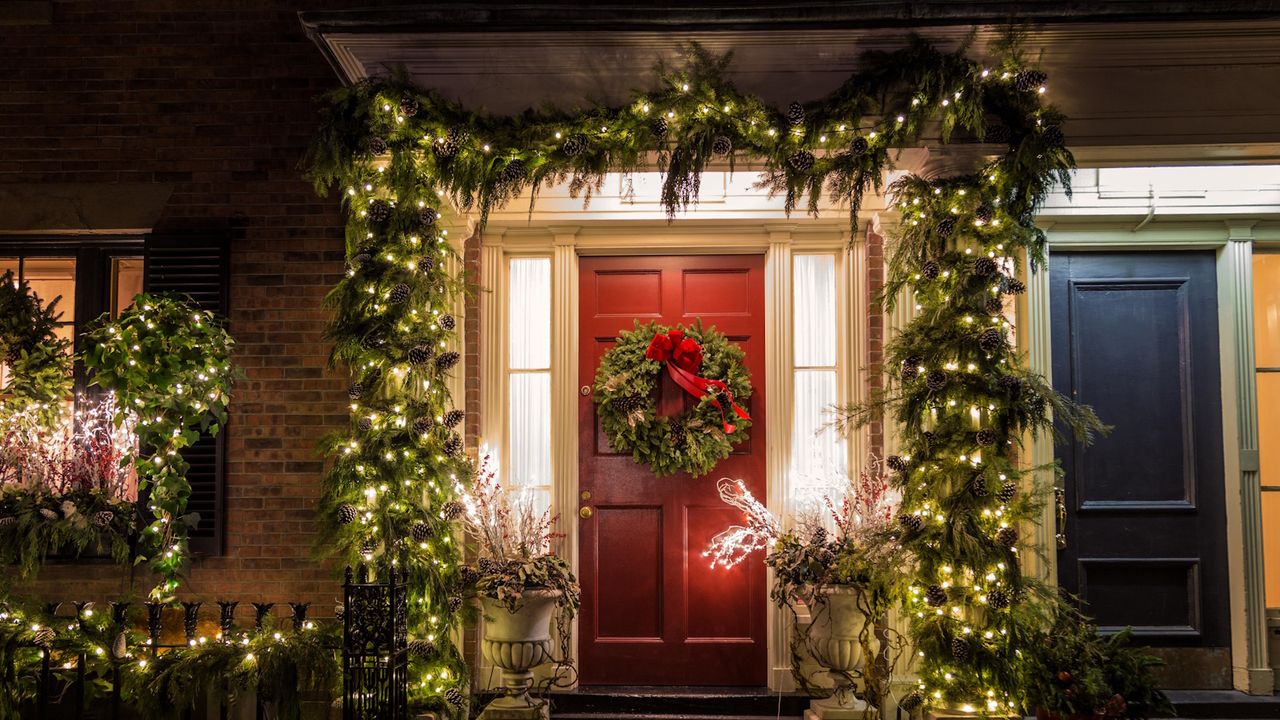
[578,254,767,686]
[1051,251,1231,687]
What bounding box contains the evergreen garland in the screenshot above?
[306,30,1090,715]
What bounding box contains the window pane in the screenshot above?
[509,371,552,514]
[509,257,551,370]
[1259,372,1280,607]
[789,369,845,511]
[793,254,837,367]
[1255,254,1280,368]
[112,257,144,316]
[22,257,76,323]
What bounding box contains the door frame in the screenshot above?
[1025,220,1274,694]
[477,220,870,691]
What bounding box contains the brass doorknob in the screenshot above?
[579,506,593,519]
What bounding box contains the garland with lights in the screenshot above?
[0,595,337,720]
[593,321,752,477]
[82,294,239,602]
[309,30,1088,715]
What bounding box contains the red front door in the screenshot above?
[578,254,767,686]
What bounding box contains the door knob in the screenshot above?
[579,506,593,520]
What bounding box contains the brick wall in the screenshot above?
[0,0,417,616]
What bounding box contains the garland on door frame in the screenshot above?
[307,30,1091,715]
[594,321,752,477]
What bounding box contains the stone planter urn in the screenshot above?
[805,584,874,720]
[477,588,562,720]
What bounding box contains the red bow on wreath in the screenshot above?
[645,329,750,433]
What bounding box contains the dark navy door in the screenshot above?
[1051,251,1231,687]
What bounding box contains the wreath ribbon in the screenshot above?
[646,330,750,433]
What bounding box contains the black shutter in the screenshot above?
[144,234,230,557]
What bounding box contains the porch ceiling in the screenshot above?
[300,5,1280,165]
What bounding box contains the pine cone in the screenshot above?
[920,260,941,281]
[92,510,114,529]
[849,136,870,156]
[337,504,357,525]
[436,350,460,372]
[438,314,456,331]
[445,688,465,708]
[973,257,998,276]
[360,539,378,556]
[711,136,732,156]
[411,521,433,543]
[411,417,434,438]
[359,335,385,351]
[987,588,1011,610]
[419,208,439,229]
[898,514,923,533]
[996,526,1019,548]
[367,199,392,223]
[984,124,1012,144]
[925,585,947,607]
[810,526,828,546]
[975,205,995,224]
[349,252,371,270]
[447,596,464,613]
[368,137,388,155]
[651,117,669,141]
[936,217,957,237]
[1005,277,1027,294]
[786,101,806,126]
[443,409,465,428]
[562,134,588,157]
[443,433,463,458]
[347,382,363,400]
[389,283,411,304]
[969,473,988,496]
[886,455,907,472]
[398,97,419,117]
[901,355,923,382]
[32,627,55,648]
[432,137,459,160]
[997,374,1022,392]
[1013,69,1048,92]
[997,481,1018,504]
[985,296,1004,315]
[901,690,925,712]
[976,429,997,446]
[408,638,436,658]
[357,417,374,433]
[787,150,815,172]
[498,158,527,184]
[613,395,644,414]
[979,328,1004,353]
[441,500,465,521]
[408,345,434,366]
[459,565,480,586]
[925,370,948,391]
[951,637,971,661]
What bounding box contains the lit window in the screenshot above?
[1253,252,1280,608]
[789,254,846,512]
[507,257,552,515]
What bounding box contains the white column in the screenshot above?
[1023,242,1057,584]
[478,228,507,451]
[764,225,795,691]
[1223,221,1274,694]
[550,226,581,681]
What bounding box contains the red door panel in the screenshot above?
[578,254,767,686]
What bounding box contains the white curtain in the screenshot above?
[507,257,553,515]
[789,255,845,513]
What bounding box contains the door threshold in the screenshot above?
[543,686,809,718]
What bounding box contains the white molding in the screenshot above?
[549,230,581,681]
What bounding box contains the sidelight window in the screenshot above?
[789,253,847,512]
[1253,251,1280,609]
[506,256,553,515]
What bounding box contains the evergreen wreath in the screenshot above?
[593,321,751,477]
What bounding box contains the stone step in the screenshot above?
[540,686,811,718]
[554,715,802,720]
